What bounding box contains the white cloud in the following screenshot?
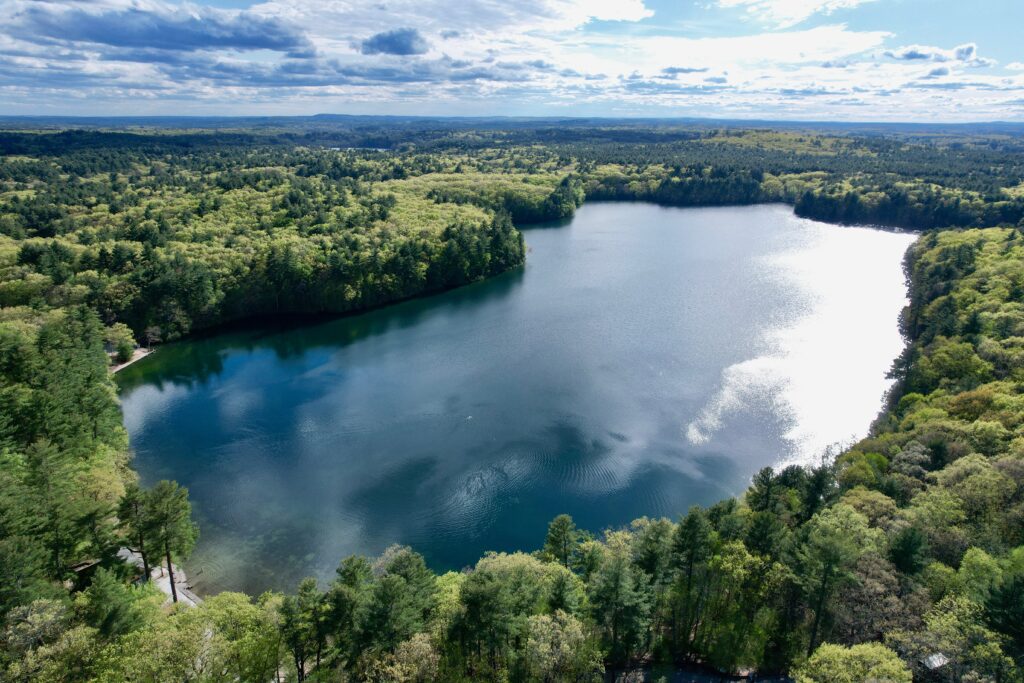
[552,24,890,76]
[923,66,950,79]
[0,0,1020,120]
[716,0,878,29]
[558,0,653,24]
[884,42,995,68]
[250,0,652,38]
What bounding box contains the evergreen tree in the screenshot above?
[280,578,326,681]
[670,506,714,658]
[588,550,650,665]
[543,514,581,569]
[142,481,197,604]
[117,483,152,582]
[78,568,149,639]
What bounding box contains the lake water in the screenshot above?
[117,203,916,594]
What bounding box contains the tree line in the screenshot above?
[1,124,1023,681]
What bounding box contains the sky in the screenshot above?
[1,0,1022,121]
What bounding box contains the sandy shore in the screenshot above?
[110,348,153,373]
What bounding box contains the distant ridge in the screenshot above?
[2,113,1024,136]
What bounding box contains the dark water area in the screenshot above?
[117,203,914,594]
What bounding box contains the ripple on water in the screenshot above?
[120,204,915,592]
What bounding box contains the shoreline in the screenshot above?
[110,348,153,373]
[100,204,917,358]
[117,548,202,607]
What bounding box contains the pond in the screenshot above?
[117,203,916,594]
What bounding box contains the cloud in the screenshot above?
[525,59,556,70]
[360,28,430,56]
[551,0,654,25]
[884,46,932,61]
[137,50,600,90]
[241,0,652,40]
[567,24,891,75]
[905,79,999,91]
[954,44,977,61]
[661,66,709,77]
[573,0,651,22]
[0,0,1020,121]
[777,86,833,95]
[885,42,995,68]
[10,2,312,57]
[715,0,878,29]
[922,66,950,79]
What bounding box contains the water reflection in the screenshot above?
[117,268,527,391]
[119,203,914,594]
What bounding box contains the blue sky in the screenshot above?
[1,0,1022,120]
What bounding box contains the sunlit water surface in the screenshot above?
[118,203,916,594]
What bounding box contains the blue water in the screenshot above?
[117,203,914,594]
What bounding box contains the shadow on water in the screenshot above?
[336,416,748,574]
[116,266,527,392]
[519,215,576,231]
[117,203,915,594]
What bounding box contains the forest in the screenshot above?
[1,121,1023,682]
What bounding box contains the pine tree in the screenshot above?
[117,483,152,581]
[543,514,580,569]
[588,550,650,665]
[143,480,197,603]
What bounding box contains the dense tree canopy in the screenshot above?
[2,121,1023,681]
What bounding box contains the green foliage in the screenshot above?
[75,568,155,639]
[116,483,152,581]
[986,557,1024,667]
[358,546,436,656]
[3,124,1024,681]
[1,142,537,342]
[888,525,929,575]
[797,505,880,656]
[543,514,581,569]
[102,323,135,364]
[143,480,198,604]
[281,578,328,681]
[90,591,284,682]
[888,594,1016,681]
[524,611,604,682]
[588,545,650,665]
[795,642,911,683]
[0,306,127,621]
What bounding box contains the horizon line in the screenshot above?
[1,113,1023,128]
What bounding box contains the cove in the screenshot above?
[116,203,917,595]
